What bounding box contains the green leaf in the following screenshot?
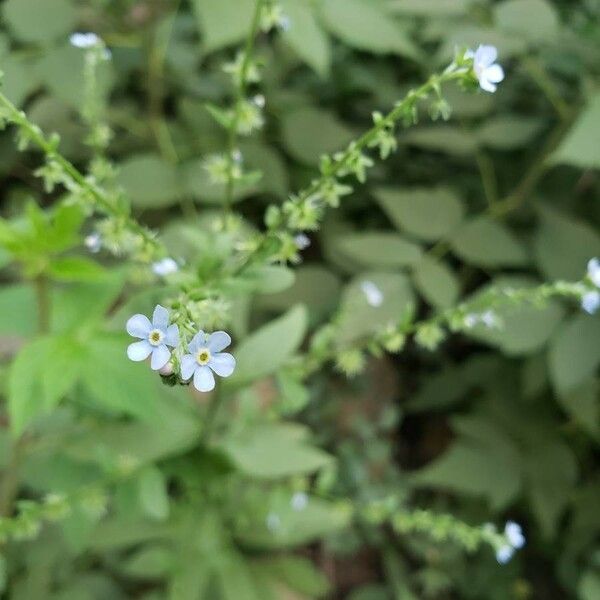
[450,217,529,267]
[281,106,355,165]
[495,0,559,42]
[138,466,170,521]
[319,0,421,60]
[230,305,308,386]
[374,187,464,241]
[0,284,37,336]
[48,257,107,283]
[121,545,172,579]
[280,0,331,76]
[8,335,81,436]
[221,423,332,479]
[388,0,470,16]
[551,93,600,169]
[80,333,164,421]
[548,315,600,395]
[117,154,181,209]
[579,571,600,600]
[533,207,600,280]
[204,103,233,129]
[412,257,460,309]
[264,555,330,597]
[333,233,422,268]
[477,115,545,150]
[402,126,478,157]
[556,381,600,440]
[337,272,415,344]
[2,0,76,44]
[192,0,256,53]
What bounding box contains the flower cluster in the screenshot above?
[495,521,526,564]
[582,258,600,314]
[126,305,236,392]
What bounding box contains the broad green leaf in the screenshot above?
[261,555,330,597]
[477,115,545,150]
[551,93,600,169]
[243,265,296,295]
[556,381,600,440]
[121,545,172,579]
[221,423,332,479]
[0,284,37,336]
[525,440,577,538]
[281,0,331,76]
[412,258,460,309]
[403,126,478,157]
[450,217,529,267]
[192,0,255,53]
[0,53,41,106]
[118,154,181,209]
[48,257,107,283]
[320,0,421,60]
[230,305,308,386]
[337,272,415,344]
[548,315,600,395]
[3,0,76,44]
[388,0,470,16]
[374,187,464,241]
[495,0,559,42]
[579,571,600,600]
[8,336,81,435]
[281,106,355,165]
[80,333,164,421]
[138,466,170,521]
[333,233,422,268]
[533,207,600,280]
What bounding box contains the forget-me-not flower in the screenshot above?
[466,45,505,93]
[291,492,309,511]
[181,331,236,392]
[587,258,600,287]
[126,305,179,371]
[496,521,525,564]
[582,258,600,314]
[360,280,384,307]
[152,257,179,277]
[70,32,101,49]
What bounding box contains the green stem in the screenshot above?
[223,0,266,215]
[0,92,162,256]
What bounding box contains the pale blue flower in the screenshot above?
[70,32,101,48]
[587,258,600,288]
[126,305,179,371]
[84,233,102,253]
[360,280,384,307]
[295,234,311,250]
[181,331,236,392]
[291,492,308,511]
[152,257,179,277]
[582,291,600,315]
[505,521,525,549]
[496,544,514,564]
[266,513,281,532]
[466,45,504,93]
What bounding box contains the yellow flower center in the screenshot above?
[148,329,164,346]
[196,349,211,365]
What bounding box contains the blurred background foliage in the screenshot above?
[0,0,599,598]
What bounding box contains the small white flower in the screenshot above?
[266,512,281,532]
[481,310,500,329]
[587,258,600,288]
[181,331,236,393]
[360,281,384,307]
[464,313,479,328]
[126,305,179,371]
[231,149,243,164]
[70,32,101,49]
[252,94,266,109]
[159,361,175,377]
[504,521,525,549]
[279,15,292,32]
[582,291,600,315]
[466,45,505,93]
[291,492,308,511]
[294,234,311,250]
[84,233,102,253]
[152,257,179,277]
[496,544,514,564]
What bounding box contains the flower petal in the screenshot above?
[127,340,153,361]
[208,331,231,353]
[187,331,206,354]
[479,76,497,93]
[164,324,180,347]
[485,64,504,84]
[588,258,600,288]
[475,44,497,68]
[126,314,152,339]
[181,354,197,380]
[193,365,215,392]
[150,345,171,371]
[582,291,600,315]
[152,304,170,331]
[209,352,236,377]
